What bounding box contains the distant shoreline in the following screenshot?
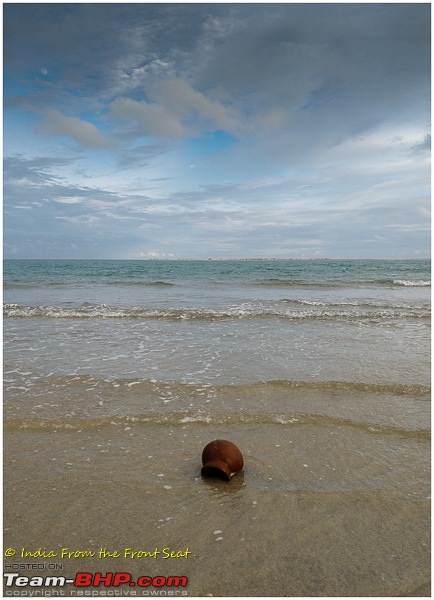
[4,257,431,262]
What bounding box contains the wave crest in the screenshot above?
[4,302,430,321]
[3,410,430,441]
[393,279,431,287]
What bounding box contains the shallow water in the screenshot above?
[3,259,431,596]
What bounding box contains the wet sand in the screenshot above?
[4,412,430,597]
[4,260,431,596]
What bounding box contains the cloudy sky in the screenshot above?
[4,2,431,259]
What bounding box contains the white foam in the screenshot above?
[179,415,212,423]
[393,279,430,287]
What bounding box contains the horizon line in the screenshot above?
[4,256,431,261]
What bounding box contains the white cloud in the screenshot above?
[55,215,99,225]
[54,196,84,204]
[4,4,431,258]
[111,78,238,139]
[151,78,238,133]
[111,98,187,138]
[38,110,112,149]
[140,251,175,258]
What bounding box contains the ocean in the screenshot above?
[3,258,431,596]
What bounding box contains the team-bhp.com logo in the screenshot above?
[4,572,188,589]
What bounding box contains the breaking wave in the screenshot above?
[3,302,430,321]
[393,279,431,287]
[3,410,430,440]
[254,278,431,288]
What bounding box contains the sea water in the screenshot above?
[3,259,431,596]
[4,258,430,387]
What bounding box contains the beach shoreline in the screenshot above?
[4,259,430,596]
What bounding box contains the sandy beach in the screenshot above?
[4,259,431,596]
[4,413,430,596]
[4,1,431,595]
